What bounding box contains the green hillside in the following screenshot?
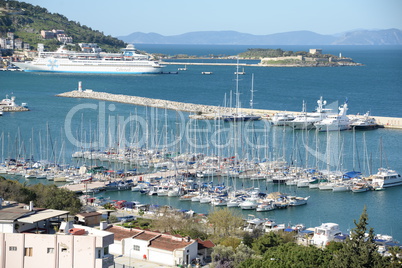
[0,0,125,52]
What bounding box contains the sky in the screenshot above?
[17,0,402,37]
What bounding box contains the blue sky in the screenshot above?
[19,0,402,37]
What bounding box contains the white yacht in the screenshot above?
[371,168,402,188]
[271,112,295,126]
[288,97,332,130]
[239,197,259,210]
[349,112,380,130]
[288,196,309,206]
[315,101,350,131]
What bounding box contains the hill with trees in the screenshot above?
[0,0,125,52]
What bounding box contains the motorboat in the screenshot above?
[288,97,332,130]
[288,196,309,206]
[351,182,370,193]
[271,112,295,126]
[226,198,242,207]
[332,181,352,192]
[315,100,350,131]
[370,168,402,188]
[256,201,275,212]
[222,113,261,122]
[244,215,266,232]
[349,112,381,130]
[211,197,228,206]
[264,219,286,232]
[239,197,258,210]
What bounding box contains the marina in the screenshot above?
[1,44,402,243]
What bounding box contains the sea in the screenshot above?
[1,44,402,241]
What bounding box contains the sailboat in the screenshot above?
[222,71,260,122]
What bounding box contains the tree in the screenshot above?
[239,243,332,268]
[329,206,386,268]
[252,232,283,255]
[207,208,244,238]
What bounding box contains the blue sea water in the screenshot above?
[1,45,402,241]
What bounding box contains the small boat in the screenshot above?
[351,182,370,193]
[239,198,258,210]
[226,198,242,207]
[256,201,275,212]
[244,215,265,232]
[178,65,187,71]
[211,197,228,206]
[349,112,381,130]
[264,219,286,232]
[288,196,309,206]
[234,67,246,75]
[201,71,213,75]
[222,113,261,122]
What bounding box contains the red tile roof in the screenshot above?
[196,238,215,250]
[149,234,195,251]
[105,226,142,241]
[133,232,159,241]
[105,226,196,251]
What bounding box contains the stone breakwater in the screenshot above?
[56,90,402,129]
[56,90,270,115]
[1,106,29,112]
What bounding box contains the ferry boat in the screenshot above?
[12,44,164,74]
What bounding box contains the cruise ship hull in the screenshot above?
[13,60,163,74]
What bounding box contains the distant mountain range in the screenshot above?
[118,29,402,45]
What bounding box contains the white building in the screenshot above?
[0,200,114,268]
[312,222,343,247]
[107,226,199,266]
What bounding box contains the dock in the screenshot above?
[57,90,402,129]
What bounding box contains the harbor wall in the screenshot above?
[57,90,402,129]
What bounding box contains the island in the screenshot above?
[240,48,362,67]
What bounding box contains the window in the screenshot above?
[47,248,54,254]
[9,246,17,251]
[133,245,140,251]
[24,247,33,257]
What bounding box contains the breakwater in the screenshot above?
[56,90,402,129]
[56,89,270,115]
[1,106,29,112]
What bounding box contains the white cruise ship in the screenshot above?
[12,44,164,74]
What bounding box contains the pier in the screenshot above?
[57,90,402,129]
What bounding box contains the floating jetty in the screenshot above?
[57,89,402,129]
